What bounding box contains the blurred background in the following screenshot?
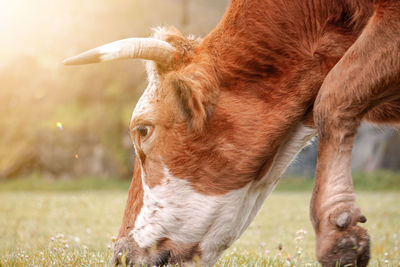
[0,0,229,182]
[0,0,399,185]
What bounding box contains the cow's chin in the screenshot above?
[113,236,202,266]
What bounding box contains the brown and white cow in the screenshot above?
[64,0,400,266]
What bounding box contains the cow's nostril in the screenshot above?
[113,251,133,266]
[112,252,120,266]
[154,250,171,266]
[113,237,135,266]
[112,236,173,266]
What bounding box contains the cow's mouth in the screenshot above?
[153,250,171,266]
[113,236,174,266]
[113,248,171,267]
[113,236,201,266]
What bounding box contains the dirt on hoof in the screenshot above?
[319,226,370,267]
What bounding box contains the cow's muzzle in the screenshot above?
[112,236,171,266]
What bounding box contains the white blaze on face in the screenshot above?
[131,167,219,247]
[130,27,176,121]
[130,165,258,265]
[131,62,159,121]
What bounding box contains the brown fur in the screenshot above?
[116,0,400,266]
[311,1,400,266]
[117,159,143,239]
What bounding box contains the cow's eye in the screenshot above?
[138,126,148,138]
[133,125,153,143]
[130,124,154,145]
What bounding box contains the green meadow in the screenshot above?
[0,175,399,266]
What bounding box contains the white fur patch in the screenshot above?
[130,124,316,266]
[131,77,159,120]
[130,28,170,122]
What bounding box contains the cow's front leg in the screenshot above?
[311,125,370,267]
[311,2,400,266]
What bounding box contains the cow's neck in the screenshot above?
[202,1,326,119]
[197,0,371,186]
[200,6,323,172]
[201,0,372,98]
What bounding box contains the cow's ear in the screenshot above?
[171,74,209,132]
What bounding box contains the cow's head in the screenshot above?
[64,27,314,266]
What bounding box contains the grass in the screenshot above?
[0,187,399,266]
[0,174,130,192]
[278,170,400,191]
[1,170,399,192]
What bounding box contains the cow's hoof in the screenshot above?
[319,225,370,267]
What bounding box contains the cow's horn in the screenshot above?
[63,38,175,66]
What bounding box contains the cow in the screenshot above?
[63,0,400,266]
